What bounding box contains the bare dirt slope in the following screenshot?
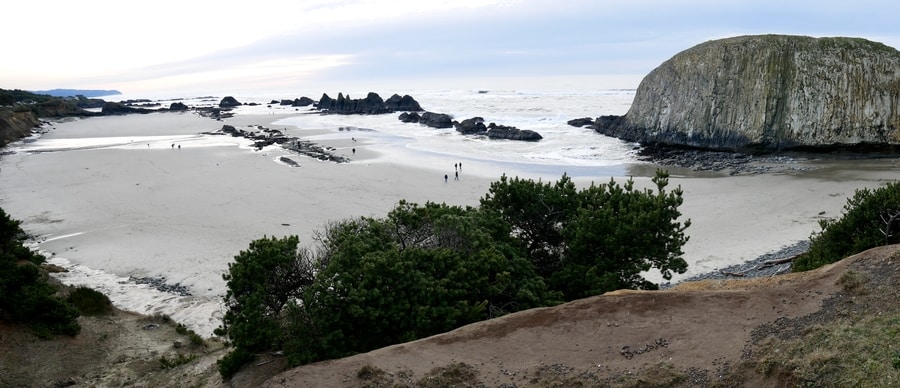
[1,245,897,387]
[262,246,898,387]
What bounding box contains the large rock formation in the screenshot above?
[594,35,900,151]
[219,96,242,108]
[317,92,422,115]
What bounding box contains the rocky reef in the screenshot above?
[590,35,900,151]
[316,92,422,114]
[401,112,543,142]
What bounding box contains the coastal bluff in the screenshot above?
[592,35,900,151]
[0,110,41,147]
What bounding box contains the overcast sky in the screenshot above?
[3,0,899,97]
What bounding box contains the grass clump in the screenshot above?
[837,270,868,295]
[755,313,900,387]
[175,323,206,347]
[67,286,113,316]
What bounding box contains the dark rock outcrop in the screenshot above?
[485,123,543,141]
[567,117,595,128]
[101,102,155,115]
[219,96,242,108]
[212,124,349,163]
[169,102,189,111]
[594,35,900,151]
[398,112,421,123]
[292,97,314,107]
[385,94,422,112]
[455,117,487,134]
[419,112,454,128]
[316,92,421,115]
[402,112,543,141]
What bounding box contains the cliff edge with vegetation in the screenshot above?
[0,110,41,147]
[594,35,900,151]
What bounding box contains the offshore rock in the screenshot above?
[385,94,423,112]
[418,112,454,128]
[594,35,900,151]
[317,92,421,115]
[485,122,543,141]
[452,117,542,141]
[292,97,314,107]
[101,102,155,115]
[219,96,242,108]
[455,117,487,134]
[398,112,421,123]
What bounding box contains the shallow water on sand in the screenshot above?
[3,91,899,337]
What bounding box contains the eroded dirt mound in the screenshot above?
[262,245,899,387]
[2,246,897,387]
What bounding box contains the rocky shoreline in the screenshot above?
[634,145,817,175]
[662,240,809,289]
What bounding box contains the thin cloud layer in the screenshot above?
[3,0,898,96]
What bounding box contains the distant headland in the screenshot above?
[29,89,121,98]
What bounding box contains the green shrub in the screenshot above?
[67,286,113,316]
[219,171,690,374]
[0,207,81,337]
[892,350,900,370]
[795,181,900,271]
[177,324,205,347]
[217,348,255,378]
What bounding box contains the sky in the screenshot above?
[3,0,899,97]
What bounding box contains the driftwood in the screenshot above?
[754,254,799,271]
[719,254,801,278]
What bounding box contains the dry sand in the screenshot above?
[1,111,898,335]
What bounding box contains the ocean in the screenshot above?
[274,89,639,177]
[0,88,645,337]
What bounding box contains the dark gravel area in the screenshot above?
[636,146,817,175]
[130,276,193,296]
[662,240,810,289]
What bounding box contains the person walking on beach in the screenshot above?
[444,174,448,183]
[455,171,459,180]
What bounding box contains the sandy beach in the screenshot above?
[1,110,898,336]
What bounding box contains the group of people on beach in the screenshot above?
[445,162,462,182]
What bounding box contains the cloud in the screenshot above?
[3,0,899,95]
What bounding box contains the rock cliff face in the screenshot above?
[0,110,41,147]
[595,35,900,150]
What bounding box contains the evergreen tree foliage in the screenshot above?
[217,171,691,375]
[215,235,316,377]
[0,207,80,338]
[281,201,554,366]
[794,181,900,271]
[481,170,690,299]
[479,174,579,278]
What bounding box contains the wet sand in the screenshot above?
[1,111,898,334]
